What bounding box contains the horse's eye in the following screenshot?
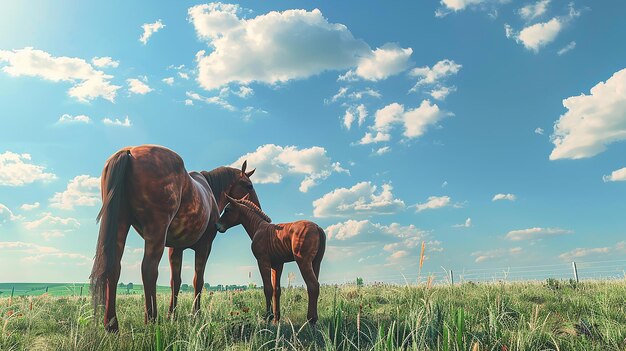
[247,184,253,190]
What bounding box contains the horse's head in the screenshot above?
[216,194,246,233]
[226,160,260,209]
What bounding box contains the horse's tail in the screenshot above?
[90,149,131,314]
[313,225,326,276]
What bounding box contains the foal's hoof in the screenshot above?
[264,313,274,322]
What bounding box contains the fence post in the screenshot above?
[45,286,49,293]
[80,286,83,297]
[449,270,454,286]
[571,262,579,283]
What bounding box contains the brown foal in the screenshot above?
[91,145,260,332]
[216,195,326,325]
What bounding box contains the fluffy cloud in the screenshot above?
[232,144,346,192]
[415,195,451,212]
[186,91,236,111]
[343,104,367,130]
[20,202,40,211]
[0,47,121,102]
[58,114,90,124]
[313,181,405,217]
[437,0,486,13]
[91,56,119,68]
[127,78,153,95]
[189,5,411,90]
[429,86,457,101]
[518,0,550,21]
[534,127,544,135]
[506,5,580,52]
[505,227,572,241]
[558,247,610,261]
[139,19,165,44]
[162,77,175,85]
[0,241,89,263]
[550,68,626,160]
[102,117,131,127]
[361,100,448,144]
[492,193,516,201]
[341,44,413,81]
[374,146,391,156]
[49,175,100,210]
[0,151,56,186]
[603,167,626,182]
[0,241,59,254]
[472,247,522,263]
[409,59,461,93]
[453,217,472,228]
[0,204,21,223]
[24,212,80,239]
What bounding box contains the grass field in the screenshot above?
[1,280,625,350]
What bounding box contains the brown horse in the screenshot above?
[91,145,260,332]
[216,195,325,325]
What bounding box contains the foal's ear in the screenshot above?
[242,194,250,201]
[245,168,255,178]
[225,194,237,204]
[241,160,248,175]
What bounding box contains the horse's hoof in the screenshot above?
[265,313,274,322]
[105,319,119,333]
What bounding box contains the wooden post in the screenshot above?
[45,286,49,293]
[572,262,579,283]
[449,270,454,286]
[80,286,83,296]
[11,286,14,298]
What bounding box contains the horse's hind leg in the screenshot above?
[104,216,130,332]
[168,247,183,318]
[297,260,320,325]
[192,243,210,313]
[141,223,168,324]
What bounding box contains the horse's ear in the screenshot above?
[245,168,255,178]
[241,160,248,175]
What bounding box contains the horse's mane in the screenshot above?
[201,167,239,201]
[235,198,272,223]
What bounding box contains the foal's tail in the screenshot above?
[313,225,326,277]
[90,149,131,313]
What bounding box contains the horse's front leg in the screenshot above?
[257,259,273,321]
[168,247,183,318]
[192,243,211,313]
[271,263,284,323]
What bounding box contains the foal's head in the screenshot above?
[216,194,271,233]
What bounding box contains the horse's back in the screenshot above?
[275,220,323,262]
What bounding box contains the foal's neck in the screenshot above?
[239,206,269,241]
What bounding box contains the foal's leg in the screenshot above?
[168,247,183,318]
[192,244,210,313]
[104,219,130,332]
[257,260,273,320]
[271,263,284,323]
[141,224,167,323]
[297,260,320,325]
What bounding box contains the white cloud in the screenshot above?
[603,167,626,182]
[430,86,457,100]
[342,44,413,81]
[91,56,119,68]
[472,247,522,263]
[0,241,59,254]
[0,204,21,223]
[24,212,79,239]
[437,0,486,13]
[505,227,572,241]
[557,41,576,55]
[178,72,190,80]
[189,5,410,90]
[409,59,462,91]
[186,91,236,111]
[231,144,347,193]
[0,47,121,102]
[0,151,56,186]
[343,104,367,130]
[139,19,165,45]
[325,87,381,105]
[184,99,194,106]
[558,247,610,261]
[492,193,516,201]
[20,202,40,211]
[58,114,91,124]
[550,68,626,160]
[519,0,550,21]
[162,77,175,85]
[508,6,580,52]
[534,127,544,135]
[362,100,448,144]
[313,181,405,217]
[103,116,131,127]
[374,146,391,156]
[453,217,472,228]
[49,175,100,210]
[415,195,451,212]
[127,78,153,95]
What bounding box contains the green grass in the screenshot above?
[0,283,170,297]
[1,280,625,350]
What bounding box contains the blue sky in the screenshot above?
[1,0,625,286]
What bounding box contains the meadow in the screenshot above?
[0,280,625,350]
